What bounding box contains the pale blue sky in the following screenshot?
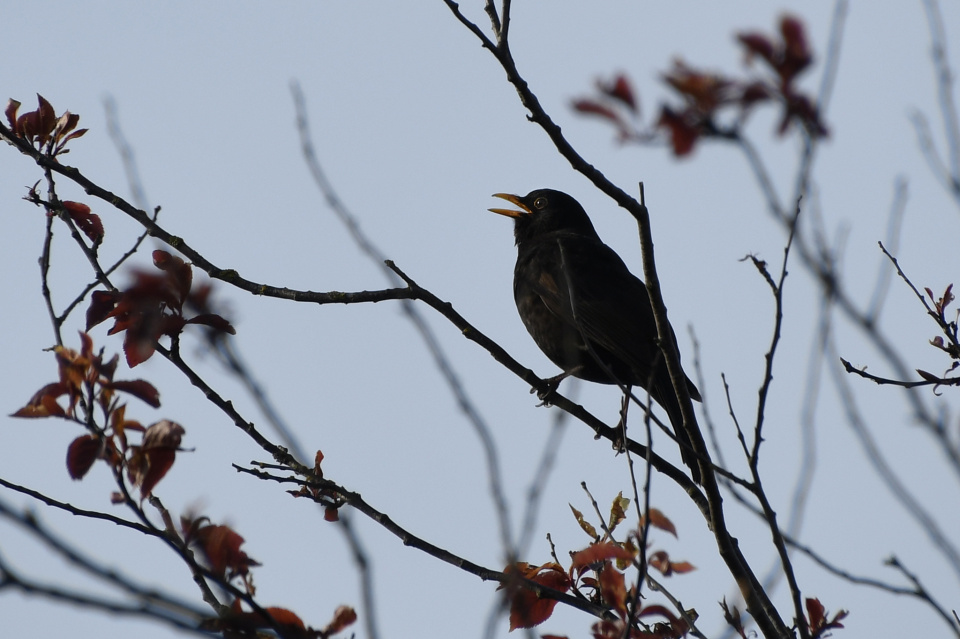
[2,2,959,638]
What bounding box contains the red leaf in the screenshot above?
[213,605,310,637]
[779,93,828,138]
[721,598,748,638]
[636,604,680,623]
[508,586,558,630]
[570,504,598,539]
[123,330,157,368]
[597,74,638,113]
[571,542,635,570]
[662,62,733,112]
[503,563,571,630]
[598,566,626,614]
[805,597,825,629]
[11,382,69,418]
[640,508,678,537]
[263,607,304,629]
[133,448,175,497]
[62,201,104,243]
[152,250,192,307]
[572,98,630,138]
[740,81,773,107]
[193,523,260,579]
[36,95,57,140]
[669,560,696,574]
[780,15,812,79]
[105,379,161,408]
[59,128,88,146]
[128,420,184,497]
[649,550,696,577]
[648,550,671,574]
[5,99,20,129]
[16,110,40,139]
[55,111,80,137]
[86,290,120,330]
[737,32,776,65]
[314,450,325,476]
[96,352,120,383]
[66,435,100,480]
[18,95,58,144]
[186,313,236,335]
[657,106,700,157]
[322,605,358,635]
[160,314,188,338]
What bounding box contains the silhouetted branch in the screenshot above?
[235,462,615,622]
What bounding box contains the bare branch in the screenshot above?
[236,463,614,622]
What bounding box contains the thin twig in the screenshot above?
[866,178,909,323]
[827,335,960,579]
[747,198,809,639]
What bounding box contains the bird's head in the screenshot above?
[489,189,598,245]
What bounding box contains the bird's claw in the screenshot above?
[532,372,568,407]
[532,385,556,407]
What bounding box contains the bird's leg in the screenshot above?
[532,369,577,406]
[613,386,631,453]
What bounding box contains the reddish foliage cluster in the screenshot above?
[735,15,828,137]
[721,597,846,638]
[86,249,235,367]
[5,94,87,157]
[182,517,262,582]
[61,200,105,244]
[182,513,357,638]
[925,284,959,358]
[10,332,186,497]
[202,600,357,638]
[125,419,185,498]
[289,450,346,522]
[502,561,572,631]
[573,15,828,156]
[911,283,960,388]
[806,597,847,638]
[571,74,641,142]
[504,495,694,636]
[720,598,749,638]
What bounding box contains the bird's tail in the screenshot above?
[655,383,702,485]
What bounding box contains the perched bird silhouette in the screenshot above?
[490,189,703,483]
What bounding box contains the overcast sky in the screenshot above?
[2,2,960,638]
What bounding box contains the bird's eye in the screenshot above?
[533,197,548,209]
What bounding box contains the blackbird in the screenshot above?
[490,189,703,483]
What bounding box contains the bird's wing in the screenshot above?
[537,234,700,400]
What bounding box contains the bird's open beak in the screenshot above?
[489,193,531,218]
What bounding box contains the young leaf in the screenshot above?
[607,491,629,532]
[62,201,104,244]
[570,504,598,539]
[104,379,161,408]
[66,435,100,480]
[321,606,358,635]
[640,508,678,537]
